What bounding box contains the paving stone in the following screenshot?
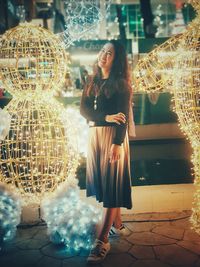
[194,258,200,267]
[41,243,79,259]
[177,240,200,255]
[129,245,155,259]
[150,212,183,220]
[126,222,155,233]
[0,241,21,255]
[129,259,171,267]
[109,238,132,253]
[151,221,172,228]
[126,232,176,246]
[154,244,199,266]
[35,256,62,267]
[32,226,49,240]
[0,249,42,267]
[171,218,192,229]
[16,238,50,250]
[183,229,200,243]
[102,252,135,267]
[129,213,152,222]
[63,256,90,267]
[14,227,39,242]
[152,226,184,240]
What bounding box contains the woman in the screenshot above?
[80,40,134,264]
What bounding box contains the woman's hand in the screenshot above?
[109,144,121,163]
[105,113,126,125]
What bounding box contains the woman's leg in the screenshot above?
[97,208,118,243]
[113,208,122,229]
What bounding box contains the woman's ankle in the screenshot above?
[113,223,123,229]
[97,235,109,244]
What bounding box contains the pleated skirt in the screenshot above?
[86,126,132,209]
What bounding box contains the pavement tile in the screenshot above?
[126,222,155,232]
[129,259,171,267]
[35,256,62,267]
[102,252,135,267]
[0,249,43,267]
[63,256,91,267]
[126,232,176,246]
[150,212,184,220]
[128,213,152,222]
[109,238,132,253]
[194,259,200,267]
[16,238,50,250]
[171,218,192,229]
[152,226,184,240]
[129,245,155,259]
[1,211,200,267]
[177,240,200,255]
[183,229,200,243]
[154,244,199,266]
[41,243,79,259]
[32,226,49,240]
[14,227,39,242]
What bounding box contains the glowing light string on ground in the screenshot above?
[0,182,22,249]
[41,178,101,252]
[0,23,78,203]
[58,0,111,47]
[133,0,200,234]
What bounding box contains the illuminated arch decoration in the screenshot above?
[133,0,200,233]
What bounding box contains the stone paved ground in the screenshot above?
[1,211,200,267]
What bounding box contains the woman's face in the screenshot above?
[98,43,115,71]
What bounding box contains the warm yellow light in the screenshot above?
[133,0,200,234]
[0,23,78,203]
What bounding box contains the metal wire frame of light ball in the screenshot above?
[0,98,78,202]
[133,0,200,234]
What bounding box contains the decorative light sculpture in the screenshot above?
[59,0,111,46]
[0,23,78,202]
[41,178,101,252]
[133,0,200,233]
[0,182,22,249]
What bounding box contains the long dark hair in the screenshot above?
[86,40,132,97]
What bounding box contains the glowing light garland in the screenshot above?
[133,0,200,234]
[41,178,102,252]
[63,106,88,157]
[59,0,111,47]
[0,182,22,249]
[0,23,78,203]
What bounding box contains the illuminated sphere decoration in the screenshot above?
[133,0,200,234]
[0,22,67,98]
[0,23,79,202]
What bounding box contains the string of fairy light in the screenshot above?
[59,0,112,47]
[0,23,79,203]
[133,0,200,234]
[0,22,101,250]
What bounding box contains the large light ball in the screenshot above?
[188,0,200,12]
[0,98,78,200]
[0,22,67,97]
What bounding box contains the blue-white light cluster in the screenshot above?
[41,178,102,252]
[0,182,22,248]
